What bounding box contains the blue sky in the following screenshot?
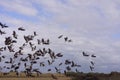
[0,0,120,73]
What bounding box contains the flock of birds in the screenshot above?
[82,51,96,71]
[0,22,96,79]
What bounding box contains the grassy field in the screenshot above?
[0,77,71,80]
[0,72,71,80]
[0,72,120,80]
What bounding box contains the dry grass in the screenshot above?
[0,72,71,80]
[0,77,71,80]
[1,72,120,80]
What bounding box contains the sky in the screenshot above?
[0,0,120,73]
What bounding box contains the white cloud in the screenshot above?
[0,0,38,16]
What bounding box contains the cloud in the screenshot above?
[0,0,38,16]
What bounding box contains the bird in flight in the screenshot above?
[91,54,96,58]
[0,29,6,35]
[12,31,18,39]
[18,27,25,31]
[0,22,8,28]
[82,51,89,57]
[58,35,63,39]
[90,66,94,71]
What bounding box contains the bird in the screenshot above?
[46,39,50,45]
[37,39,41,45]
[48,69,51,71]
[71,61,75,67]
[2,56,5,58]
[0,22,8,28]
[64,37,68,42]
[65,59,71,65]
[24,63,27,67]
[91,54,96,58]
[68,39,72,42]
[2,25,8,28]
[56,53,63,57]
[14,66,19,71]
[58,35,63,39]
[48,60,52,65]
[0,22,4,28]
[4,37,12,45]
[75,68,79,73]
[90,66,94,71]
[59,63,62,66]
[0,29,6,35]
[41,38,45,44]
[90,61,95,66]
[18,27,25,31]
[66,66,71,71]
[12,40,17,43]
[64,37,72,42]
[55,67,60,73]
[7,44,15,52]
[29,42,34,48]
[12,31,18,39]
[33,31,37,36]
[5,61,10,63]
[6,67,10,69]
[82,51,89,57]
[0,47,4,51]
[40,62,45,67]
[48,48,52,53]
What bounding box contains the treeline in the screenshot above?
[65,71,120,80]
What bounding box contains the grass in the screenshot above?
[0,71,120,80]
[0,72,71,80]
[0,78,71,80]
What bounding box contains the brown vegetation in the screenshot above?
[66,71,120,80]
[0,71,120,80]
[0,72,71,80]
